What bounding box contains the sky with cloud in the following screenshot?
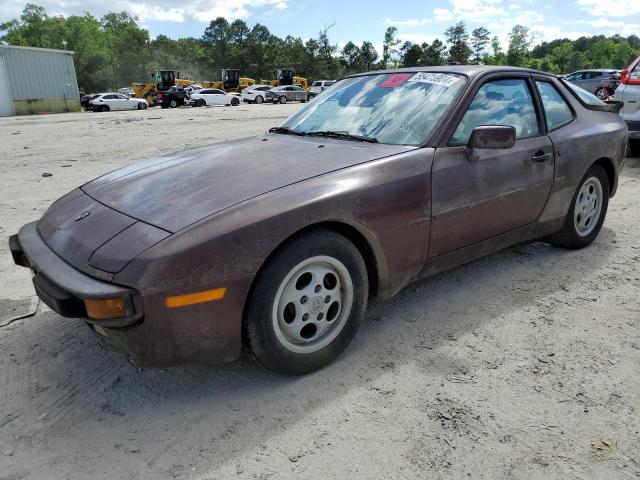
[2,0,639,52]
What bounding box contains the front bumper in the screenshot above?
[10,222,142,329]
[11,221,245,367]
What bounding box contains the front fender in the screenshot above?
[112,147,434,365]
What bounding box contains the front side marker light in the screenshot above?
[164,287,226,309]
[84,297,132,320]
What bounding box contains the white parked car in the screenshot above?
[240,85,272,104]
[89,93,148,112]
[309,80,335,98]
[190,89,241,107]
[614,54,640,157]
[184,85,203,96]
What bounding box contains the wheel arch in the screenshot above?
[592,157,617,197]
[241,220,383,327]
[240,220,383,346]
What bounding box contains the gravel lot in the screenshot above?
[1,105,639,480]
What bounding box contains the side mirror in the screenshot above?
[465,126,516,161]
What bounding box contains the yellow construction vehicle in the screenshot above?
[132,70,193,106]
[202,69,255,92]
[261,69,309,90]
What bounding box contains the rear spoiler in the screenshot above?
[592,101,624,114]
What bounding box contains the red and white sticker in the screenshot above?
[407,72,459,87]
[380,73,413,88]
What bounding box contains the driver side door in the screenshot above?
[428,75,555,258]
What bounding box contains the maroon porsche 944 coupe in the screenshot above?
[10,66,627,374]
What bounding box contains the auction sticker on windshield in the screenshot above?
[407,72,460,88]
[380,73,413,88]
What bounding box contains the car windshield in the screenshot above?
[279,72,466,146]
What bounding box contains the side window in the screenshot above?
[104,94,117,99]
[451,78,540,145]
[535,81,574,131]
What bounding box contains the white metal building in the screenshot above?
[0,45,80,116]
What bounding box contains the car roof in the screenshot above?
[345,65,557,80]
[571,69,618,73]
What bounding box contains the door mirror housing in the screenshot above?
[465,126,516,161]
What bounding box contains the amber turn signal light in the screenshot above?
[84,297,131,320]
[165,287,226,308]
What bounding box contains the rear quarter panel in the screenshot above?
[535,78,627,232]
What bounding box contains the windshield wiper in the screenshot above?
[268,126,305,136]
[305,130,379,143]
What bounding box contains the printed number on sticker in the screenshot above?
[407,72,459,88]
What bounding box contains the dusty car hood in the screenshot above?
[82,134,413,232]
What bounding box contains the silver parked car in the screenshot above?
[614,55,640,156]
[564,70,619,96]
[266,85,309,104]
[309,80,336,99]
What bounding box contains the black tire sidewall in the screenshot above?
[552,164,609,249]
[279,96,287,104]
[256,95,263,104]
[246,231,368,374]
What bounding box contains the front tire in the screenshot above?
[279,96,287,104]
[246,231,368,374]
[138,102,147,110]
[550,164,609,249]
[231,97,240,106]
[255,95,264,104]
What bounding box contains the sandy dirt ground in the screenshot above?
[0,105,639,480]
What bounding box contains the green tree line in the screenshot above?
[2,4,639,92]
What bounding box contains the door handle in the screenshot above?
[531,151,552,163]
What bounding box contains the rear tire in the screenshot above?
[629,139,640,158]
[197,99,206,107]
[246,231,368,375]
[169,99,178,108]
[549,164,609,249]
[307,93,316,101]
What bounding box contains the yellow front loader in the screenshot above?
[132,70,193,106]
[202,69,255,92]
[262,69,309,90]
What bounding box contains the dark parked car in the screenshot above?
[266,85,309,103]
[10,66,626,374]
[80,93,98,109]
[157,86,188,108]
